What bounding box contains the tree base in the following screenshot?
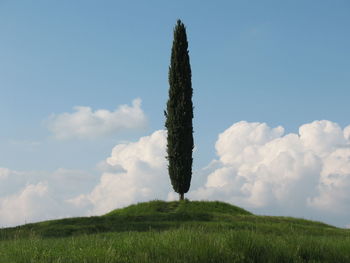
[179,193,184,201]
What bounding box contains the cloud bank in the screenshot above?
[0,168,97,226]
[1,120,350,227]
[70,130,171,215]
[70,120,350,227]
[190,121,350,226]
[47,98,147,139]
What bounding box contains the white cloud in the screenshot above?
[344,125,350,141]
[190,120,350,226]
[47,98,147,139]
[215,121,284,165]
[71,130,171,215]
[0,168,10,179]
[308,148,350,213]
[1,120,350,228]
[0,168,97,227]
[0,182,59,226]
[299,120,346,156]
[73,120,350,227]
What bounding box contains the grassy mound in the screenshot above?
[107,199,251,217]
[0,200,340,239]
[0,200,349,262]
[0,200,251,239]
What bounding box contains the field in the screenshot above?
[0,200,349,262]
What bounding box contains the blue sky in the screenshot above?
[0,1,350,227]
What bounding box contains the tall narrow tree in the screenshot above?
[165,20,194,201]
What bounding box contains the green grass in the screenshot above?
[0,200,349,262]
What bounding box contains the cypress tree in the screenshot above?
[165,20,194,201]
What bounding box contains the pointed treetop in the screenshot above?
[175,19,186,30]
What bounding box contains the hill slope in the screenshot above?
[0,200,342,239]
[0,200,349,262]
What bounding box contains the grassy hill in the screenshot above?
[0,200,349,262]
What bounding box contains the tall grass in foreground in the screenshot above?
[1,227,349,263]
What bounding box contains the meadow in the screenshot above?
[0,200,349,262]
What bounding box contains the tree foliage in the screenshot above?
[165,20,194,201]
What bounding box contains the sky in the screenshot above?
[0,0,350,228]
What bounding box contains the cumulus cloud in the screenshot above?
[1,120,350,228]
[0,182,60,226]
[190,120,350,226]
[47,98,147,139]
[70,130,171,215]
[72,120,350,227]
[0,168,11,179]
[308,147,350,213]
[0,168,97,227]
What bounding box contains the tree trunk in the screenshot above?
[179,193,184,201]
